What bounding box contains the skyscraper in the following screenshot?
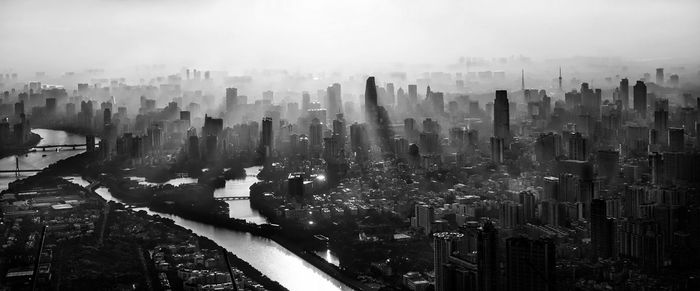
[654,99,669,146]
[226,87,238,112]
[619,78,629,110]
[591,199,616,259]
[493,90,510,140]
[434,232,464,291]
[365,77,378,124]
[326,83,342,122]
[568,132,587,161]
[477,221,499,291]
[656,68,664,85]
[261,117,273,156]
[633,81,647,118]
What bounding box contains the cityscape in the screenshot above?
[2,0,700,290]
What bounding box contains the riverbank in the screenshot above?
[0,132,42,159]
[1,154,290,291]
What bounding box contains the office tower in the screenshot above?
[350,122,368,159]
[226,87,238,112]
[430,92,445,114]
[414,204,435,235]
[493,90,510,140]
[309,117,323,157]
[596,150,619,183]
[633,81,647,118]
[301,92,310,114]
[591,199,616,259]
[326,83,342,122]
[477,221,499,291]
[668,127,684,152]
[203,115,223,137]
[535,132,562,163]
[500,201,523,229]
[506,237,556,291]
[332,114,346,149]
[408,84,418,106]
[568,132,587,161]
[656,68,664,85]
[519,191,536,222]
[261,117,273,155]
[365,77,378,124]
[404,118,417,142]
[433,232,464,291]
[385,82,395,107]
[490,137,504,163]
[103,108,111,126]
[188,135,199,160]
[419,132,440,155]
[654,99,669,146]
[543,176,559,201]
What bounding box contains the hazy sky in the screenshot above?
[1,0,699,74]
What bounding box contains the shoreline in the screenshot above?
[2,131,366,290]
[0,132,42,159]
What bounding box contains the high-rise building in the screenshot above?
[596,150,619,184]
[568,132,587,161]
[654,99,669,146]
[408,84,418,106]
[309,118,323,158]
[326,83,342,122]
[619,78,629,110]
[261,117,273,156]
[591,199,616,259]
[668,127,684,152]
[493,90,510,140]
[490,137,504,163]
[633,81,647,118]
[656,68,664,85]
[477,221,499,291]
[226,87,238,112]
[365,77,378,124]
[519,191,536,222]
[506,237,556,291]
[434,232,464,291]
[413,204,435,235]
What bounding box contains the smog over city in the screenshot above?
[1,0,700,291]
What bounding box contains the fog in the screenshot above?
[1,0,699,75]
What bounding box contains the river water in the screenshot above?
[1,129,351,291]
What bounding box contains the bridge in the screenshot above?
[32,144,89,150]
[215,196,250,201]
[0,169,43,173]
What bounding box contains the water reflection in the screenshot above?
[0,129,99,191]
[64,175,352,291]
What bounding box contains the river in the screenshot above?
[1,129,351,291]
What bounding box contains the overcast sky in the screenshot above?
[1,0,699,74]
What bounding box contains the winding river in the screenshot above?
[1,129,351,291]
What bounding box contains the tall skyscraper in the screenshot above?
[591,199,616,259]
[261,117,273,155]
[656,68,664,85]
[633,81,647,118]
[226,87,238,112]
[568,132,587,161]
[506,237,556,291]
[558,67,562,91]
[365,77,378,124]
[668,127,684,152]
[654,99,669,146]
[619,78,629,110]
[408,84,418,106]
[493,90,510,140]
[434,232,464,291]
[477,221,499,291]
[326,83,342,122]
